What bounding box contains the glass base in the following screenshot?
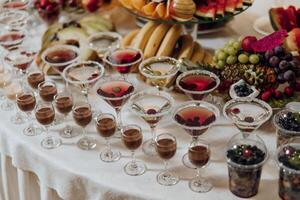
[10,112,27,124]
[142,139,157,156]
[0,93,5,100]
[189,177,213,193]
[41,136,62,149]
[124,160,146,176]
[77,136,96,150]
[59,125,78,138]
[157,171,179,186]
[100,149,121,163]
[23,124,43,136]
[113,125,122,138]
[182,153,197,169]
[1,101,14,111]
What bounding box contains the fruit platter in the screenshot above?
[119,0,253,24]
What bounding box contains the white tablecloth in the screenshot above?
[0,1,294,200]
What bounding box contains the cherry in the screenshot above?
[283,146,295,156]
[231,108,240,114]
[244,116,254,123]
[147,109,157,115]
[243,149,253,158]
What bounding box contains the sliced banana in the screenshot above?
[144,24,171,59]
[142,2,158,16]
[177,34,194,60]
[122,29,140,47]
[133,21,158,51]
[156,24,182,57]
[190,42,205,63]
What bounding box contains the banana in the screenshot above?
[143,24,171,59]
[156,24,182,57]
[177,34,194,60]
[133,21,158,51]
[122,29,140,47]
[190,42,205,63]
[155,3,167,19]
[79,15,113,31]
[203,52,213,65]
[142,2,157,16]
[132,0,146,10]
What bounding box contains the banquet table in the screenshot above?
[0,1,297,200]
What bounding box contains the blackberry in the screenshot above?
[234,83,254,97]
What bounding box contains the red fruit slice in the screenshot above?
[286,6,298,29]
[284,28,300,53]
[297,8,300,27]
[195,1,217,19]
[269,7,292,31]
[225,0,237,13]
[216,0,225,16]
[236,0,243,9]
[251,29,288,53]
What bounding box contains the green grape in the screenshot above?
[226,47,237,56]
[233,41,241,50]
[228,39,235,46]
[215,49,222,55]
[249,54,260,64]
[226,55,237,65]
[217,51,228,61]
[213,56,218,63]
[217,60,225,69]
[238,54,249,64]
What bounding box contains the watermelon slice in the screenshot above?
[251,29,288,53]
[225,0,237,13]
[236,0,243,9]
[195,1,217,19]
[269,7,293,31]
[297,8,300,27]
[216,0,225,16]
[243,0,253,5]
[286,6,298,29]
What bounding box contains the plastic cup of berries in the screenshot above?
[273,109,300,148]
[276,137,300,200]
[35,1,60,25]
[226,133,268,198]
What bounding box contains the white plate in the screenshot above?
[253,16,274,36]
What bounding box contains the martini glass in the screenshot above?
[0,9,28,31]
[103,47,143,77]
[129,90,174,156]
[4,47,36,88]
[176,69,220,101]
[88,32,122,60]
[223,98,273,138]
[0,28,26,51]
[42,44,80,87]
[139,56,180,91]
[172,101,220,168]
[96,76,135,137]
[63,61,105,112]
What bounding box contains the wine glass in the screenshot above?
[38,80,58,102]
[95,113,120,162]
[121,124,146,176]
[96,76,135,137]
[129,90,174,156]
[16,88,41,136]
[155,133,179,186]
[188,139,212,193]
[27,70,45,95]
[35,101,61,149]
[139,56,180,91]
[72,102,95,150]
[54,91,75,138]
[103,47,143,78]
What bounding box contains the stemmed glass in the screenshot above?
[0,9,28,32]
[223,98,273,138]
[35,101,61,149]
[121,124,146,176]
[0,72,12,110]
[95,113,120,162]
[96,76,135,137]
[88,32,122,60]
[27,70,45,95]
[72,102,95,150]
[63,61,105,112]
[129,90,174,156]
[139,56,180,91]
[2,0,30,10]
[42,44,80,88]
[155,133,179,186]
[172,101,219,168]
[4,47,36,88]
[16,88,42,136]
[38,80,57,102]
[54,91,75,138]
[0,28,26,51]
[188,139,212,193]
[103,47,143,77]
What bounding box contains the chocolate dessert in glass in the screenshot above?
[38,80,57,102]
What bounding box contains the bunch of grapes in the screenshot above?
[263,45,300,85]
[213,39,261,69]
[34,0,60,23]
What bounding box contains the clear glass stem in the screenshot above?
[164,160,169,172]
[196,168,201,178]
[82,127,86,137]
[116,108,122,128]
[63,114,68,129]
[106,138,112,154]
[131,150,136,163]
[150,126,156,144]
[45,126,49,135]
[27,111,33,128]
